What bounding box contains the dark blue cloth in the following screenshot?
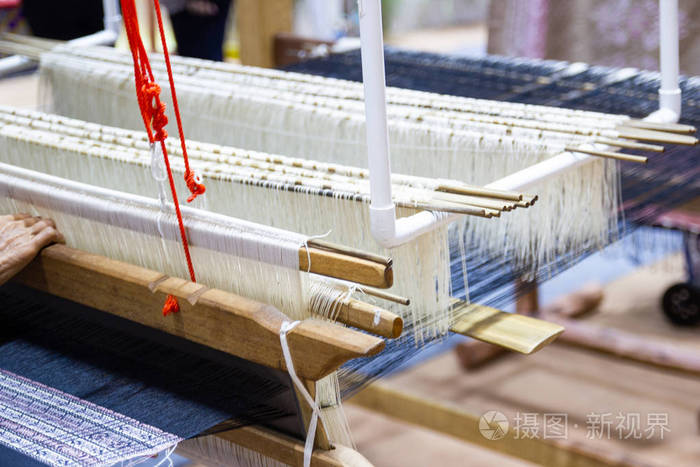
[0,284,305,465]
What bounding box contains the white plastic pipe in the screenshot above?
[103,0,123,38]
[357,0,684,248]
[0,0,120,78]
[649,0,681,122]
[357,0,399,247]
[0,55,35,79]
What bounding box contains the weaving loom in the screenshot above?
[0,0,698,466]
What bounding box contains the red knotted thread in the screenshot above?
[121,0,204,315]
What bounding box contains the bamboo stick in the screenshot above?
[594,138,665,153]
[0,40,43,60]
[625,119,697,134]
[437,184,523,201]
[307,238,391,267]
[431,191,516,211]
[617,126,699,145]
[355,287,411,306]
[565,146,648,164]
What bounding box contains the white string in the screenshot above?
[300,229,332,273]
[279,320,324,467]
[150,142,170,238]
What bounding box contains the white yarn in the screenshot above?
[52,45,631,128]
[38,49,621,271]
[0,110,456,341]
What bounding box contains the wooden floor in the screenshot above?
[346,254,700,467]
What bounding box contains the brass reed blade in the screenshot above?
[450,302,564,354]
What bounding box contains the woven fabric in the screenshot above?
[0,368,180,466]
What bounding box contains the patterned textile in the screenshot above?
[0,369,180,466]
[0,283,305,465]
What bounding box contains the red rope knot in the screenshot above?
[162,294,180,316]
[141,82,169,141]
[185,169,206,202]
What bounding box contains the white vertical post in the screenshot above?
[358,0,397,245]
[658,0,681,119]
[103,0,122,37]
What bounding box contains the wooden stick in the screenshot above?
[335,298,403,339]
[565,146,648,164]
[178,425,374,467]
[543,312,700,376]
[404,200,496,218]
[437,184,523,201]
[431,191,516,211]
[449,301,563,354]
[1,32,60,49]
[625,119,697,134]
[349,383,647,467]
[0,40,43,60]
[617,126,699,146]
[307,238,391,267]
[594,137,665,153]
[356,287,411,306]
[14,244,385,381]
[299,247,393,289]
[298,380,332,450]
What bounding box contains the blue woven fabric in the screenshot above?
[0,284,305,465]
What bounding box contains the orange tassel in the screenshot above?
[162,294,180,316]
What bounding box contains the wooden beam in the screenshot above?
[236,0,294,68]
[13,244,385,381]
[349,383,646,467]
[179,425,374,467]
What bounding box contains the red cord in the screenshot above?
[120,0,203,314]
[152,0,206,202]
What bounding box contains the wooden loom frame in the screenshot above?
[11,243,380,465]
